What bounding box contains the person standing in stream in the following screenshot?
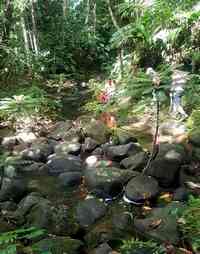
[169,70,188,120]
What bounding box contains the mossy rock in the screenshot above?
[188,130,200,147]
[32,237,83,254]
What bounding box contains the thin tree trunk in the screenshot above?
[21,16,29,55]
[106,0,124,77]
[85,0,90,25]
[2,0,13,43]
[63,0,68,17]
[93,1,96,34]
[30,0,38,55]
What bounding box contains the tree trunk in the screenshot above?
[106,0,124,77]
[30,0,39,55]
[85,0,90,25]
[21,16,29,55]
[92,1,96,34]
[2,0,13,43]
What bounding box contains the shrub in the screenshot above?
[179,196,200,252]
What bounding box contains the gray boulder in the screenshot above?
[47,155,82,176]
[188,130,200,147]
[58,172,82,187]
[83,137,98,152]
[49,121,73,140]
[92,243,112,254]
[120,152,148,171]
[105,142,142,161]
[82,119,110,144]
[145,143,186,187]
[124,175,159,204]
[85,166,138,196]
[134,203,183,244]
[21,142,54,162]
[0,178,27,202]
[32,237,83,254]
[55,142,81,156]
[76,198,106,227]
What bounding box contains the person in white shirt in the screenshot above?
[169,70,188,120]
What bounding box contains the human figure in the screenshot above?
[169,70,188,120]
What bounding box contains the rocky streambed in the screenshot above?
[0,117,200,253]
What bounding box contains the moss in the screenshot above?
[32,237,83,254]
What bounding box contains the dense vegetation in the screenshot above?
[0,0,200,254]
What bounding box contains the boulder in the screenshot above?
[49,121,73,140]
[58,172,82,187]
[120,152,148,171]
[85,166,138,196]
[134,202,183,244]
[16,131,37,143]
[105,143,143,162]
[63,128,82,143]
[76,198,107,227]
[55,142,81,156]
[18,162,47,176]
[1,136,17,150]
[83,137,98,152]
[188,130,200,147]
[21,142,54,162]
[92,243,112,254]
[124,175,159,204]
[116,129,137,145]
[32,237,83,254]
[0,201,17,211]
[145,143,186,187]
[0,178,27,202]
[47,155,82,176]
[83,119,110,144]
[173,187,189,202]
[14,192,78,235]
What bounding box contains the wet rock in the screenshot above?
[134,202,183,244]
[105,143,142,162]
[31,237,83,254]
[145,143,186,187]
[0,178,27,202]
[92,243,112,254]
[19,162,47,176]
[192,146,200,161]
[52,204,79,236]
[0,201,17,211]
[116,129,137,145]
[47,155,82,176]
[173,187,189,201]
[188,130,200,147]
[16,131,37,143]
[179,167,200,187]
[63,128,81,143]
[83,119,110,144]
[49,120,73,140]
[4,165,17,178]
[76,198,107,227]
[83,137,98,152]
[55,142,81,156]
[112,211,132,232]
[21,142,54,162]
[13,192,46,221]
[124,175,159,204]
[84,166,138,196]
[120,152,148,171]
[92,147,104,156]
[1,136,17,150]
[58,172,82,187]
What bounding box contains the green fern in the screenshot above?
[0,227,46,254]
